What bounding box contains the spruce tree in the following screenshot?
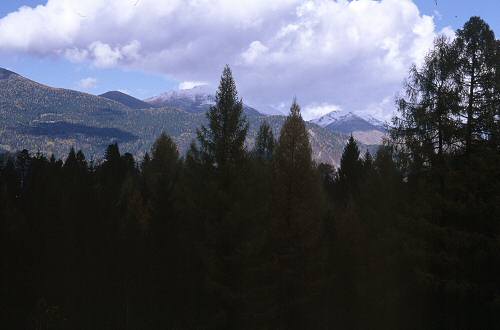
[64,147,77,168]
[143,133,180,210]
[336,135,363,201]
[142,133,187,328]
[197,65,249,172]
[192,70,252,327]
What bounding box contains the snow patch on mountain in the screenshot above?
[310,110,386,129]
[145,85,216,105]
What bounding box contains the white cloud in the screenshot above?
[77,77,97,90]
[357,96,395,123]
[179,81,208,90]
[86,40,141,68]
[241,41,269,64]
[0,0,448,119]
[64,47,88,62]
[303,103,342,121]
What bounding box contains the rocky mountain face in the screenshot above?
[0,68,374,166]
[310,110,387,145]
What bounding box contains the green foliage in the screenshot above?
[336,135,363,201]
[254,121,275,160]
[0,64,356,167]
[393,36,460,171]
[197,65,249,171]
[269,100,325,329]
[455,17,498,153]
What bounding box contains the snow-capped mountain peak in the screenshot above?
[144,85,215,105]
[310,110,386,129]
[309,110,387,145]
[361,114,386,128]
[143,85,262,116]
[310,110,358,128]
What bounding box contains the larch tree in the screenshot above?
[270,99,323,330]
[392,36,460,170]
[455,16,497,154]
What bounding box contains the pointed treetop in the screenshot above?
[340,135,361,175]
[364,150,373,163]
[105,143,121,163]
[197,65,248,170]
[151,133,179,169]
[64,147,77,167]
[290,98,302,118]
[216,64,239,105]
[76,150,86,163]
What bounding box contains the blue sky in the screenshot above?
[0,1,178,99]
[0,0,498,119]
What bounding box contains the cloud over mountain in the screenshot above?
[77,77,97,90]
[0,0,447,119]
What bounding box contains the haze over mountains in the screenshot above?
[0,67,384,165]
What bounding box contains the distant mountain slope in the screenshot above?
[240,116,348,166]
[0,67,135,153]
[0,68,368,165]
[99,91,152,109]
[0,68,17,80]
[310,110,387,145]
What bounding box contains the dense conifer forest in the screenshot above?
[1,16,499,330]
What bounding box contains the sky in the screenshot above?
[0,0,498,120]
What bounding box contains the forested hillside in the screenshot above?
[0,67,353,165]
[1,16,499,330]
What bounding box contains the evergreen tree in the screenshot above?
[15,149,30,190]
[143,133,181,221]
[362,150,375,179]
[336,135,363,202]
[270,99,323,329]
[254,121,275,160]
[64,147,77,168]
[392,36,460,169]
[455,16,497,154]
[197,65,249,174]
[105,142,121,164]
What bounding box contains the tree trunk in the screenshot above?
[466,51,476,156]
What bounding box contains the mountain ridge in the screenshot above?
[144,85,263,117]
[99,90,153,109]
[0,67,375,165]
[310,110,387,145]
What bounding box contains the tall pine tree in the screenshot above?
[197,65,248,177]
